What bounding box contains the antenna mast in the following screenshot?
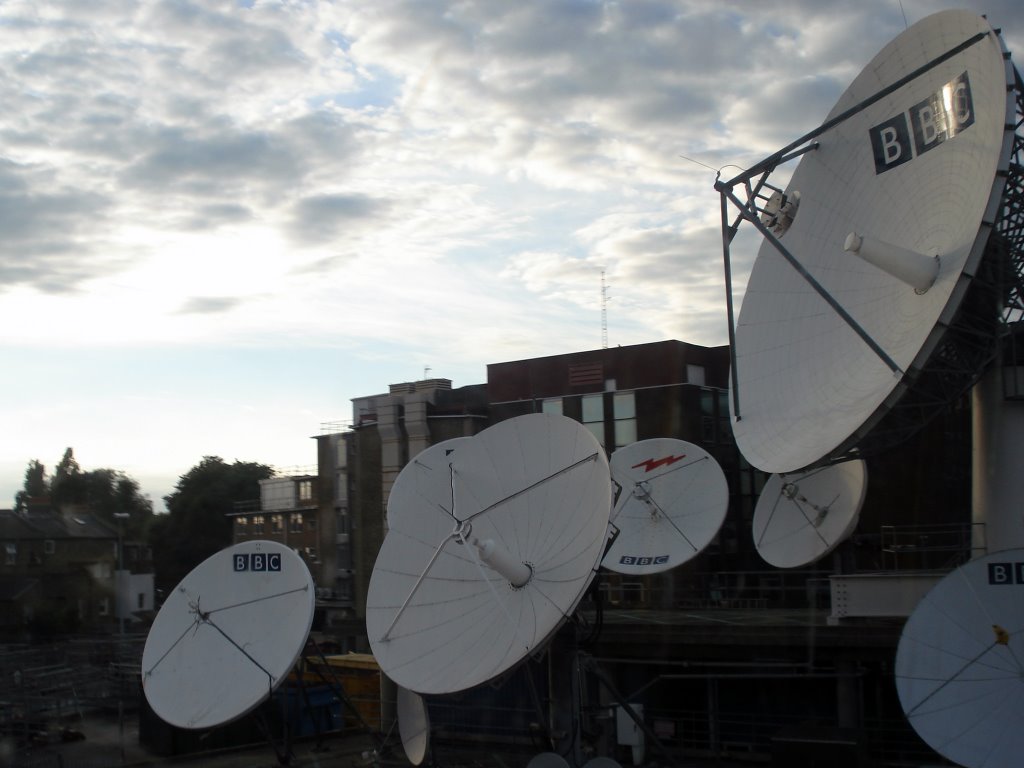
[601,269,609,348]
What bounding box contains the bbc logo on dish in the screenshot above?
[619,555,670,566]
[233,552,283,572]
[869,70,975,175]
[987,562,1024,585]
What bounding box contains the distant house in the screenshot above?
[0,505,154,639]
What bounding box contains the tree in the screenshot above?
[13,450,154,539]
[14,459,47,513]
[149,456,273,594]
[49,447,87,509]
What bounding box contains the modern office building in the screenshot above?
[314,378,489,648]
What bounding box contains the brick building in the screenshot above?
[229,474,320,568]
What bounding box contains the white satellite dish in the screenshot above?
[142,540,315,730]
[397,686,430,766]
[895,548,1024,767]
[365,413,612,695]
[527,753,571,768]
[387,437,473,527]
[752,460,867,568]
[602,438,728,575]
[718,9,1015,474]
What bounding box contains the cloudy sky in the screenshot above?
[1,0,1020,511]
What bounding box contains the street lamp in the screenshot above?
[113,512,131,765]
[113,512,130,636]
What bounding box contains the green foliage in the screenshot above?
[150,456,273,594]
[53,447,80,488]
[14,459,47,513]
[14,449,154,539]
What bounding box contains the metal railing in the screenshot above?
[597,569,833,611]
[880,522,983,571]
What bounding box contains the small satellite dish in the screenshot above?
[142,540,315,730]
[526,753,571,768]
[387,437,473,527]
[720,9,1015,473]
[366,413,612,695]
[752,460,867,568]
[895,548,1024,767]
[397,686,430,766]
[602,438,728,575]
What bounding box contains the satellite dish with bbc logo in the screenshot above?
[716,9,1018,476]
[141,540,315,730]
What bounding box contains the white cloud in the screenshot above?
[0,0,1019,506]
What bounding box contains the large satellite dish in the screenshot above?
[716,9,1017,474]
[387,437,473,527]
[602,438,728,575]
[142,540,315,730]
[895,548,1024,767]
[366,413,612,695]
[752,460,867,568]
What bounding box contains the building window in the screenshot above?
[739,456,768,497]
[687,364,706,385]
[718,390,732,443]
[719,415,734,443]
[702,417,715,443]
[582,393,605,446]
[700,388,715,416]
[44,539,55,555]
[613,391,637,449]
[700,389,717,444]
[298,479,313,502]
[290,514,303,533]
[307,517,317,532]
[5,543,16,565]
[542,397,563,415]
[236,517,247,536]
[337,540,352,568]
[271,515,284,534]
[252,515,265,532]
[335,580,352,600]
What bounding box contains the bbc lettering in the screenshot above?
[987,562,1024,585]
[233,552,282,572]
[869,71,975,174]
[619,555,670,566]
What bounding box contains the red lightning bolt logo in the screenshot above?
[631,454,686,473]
